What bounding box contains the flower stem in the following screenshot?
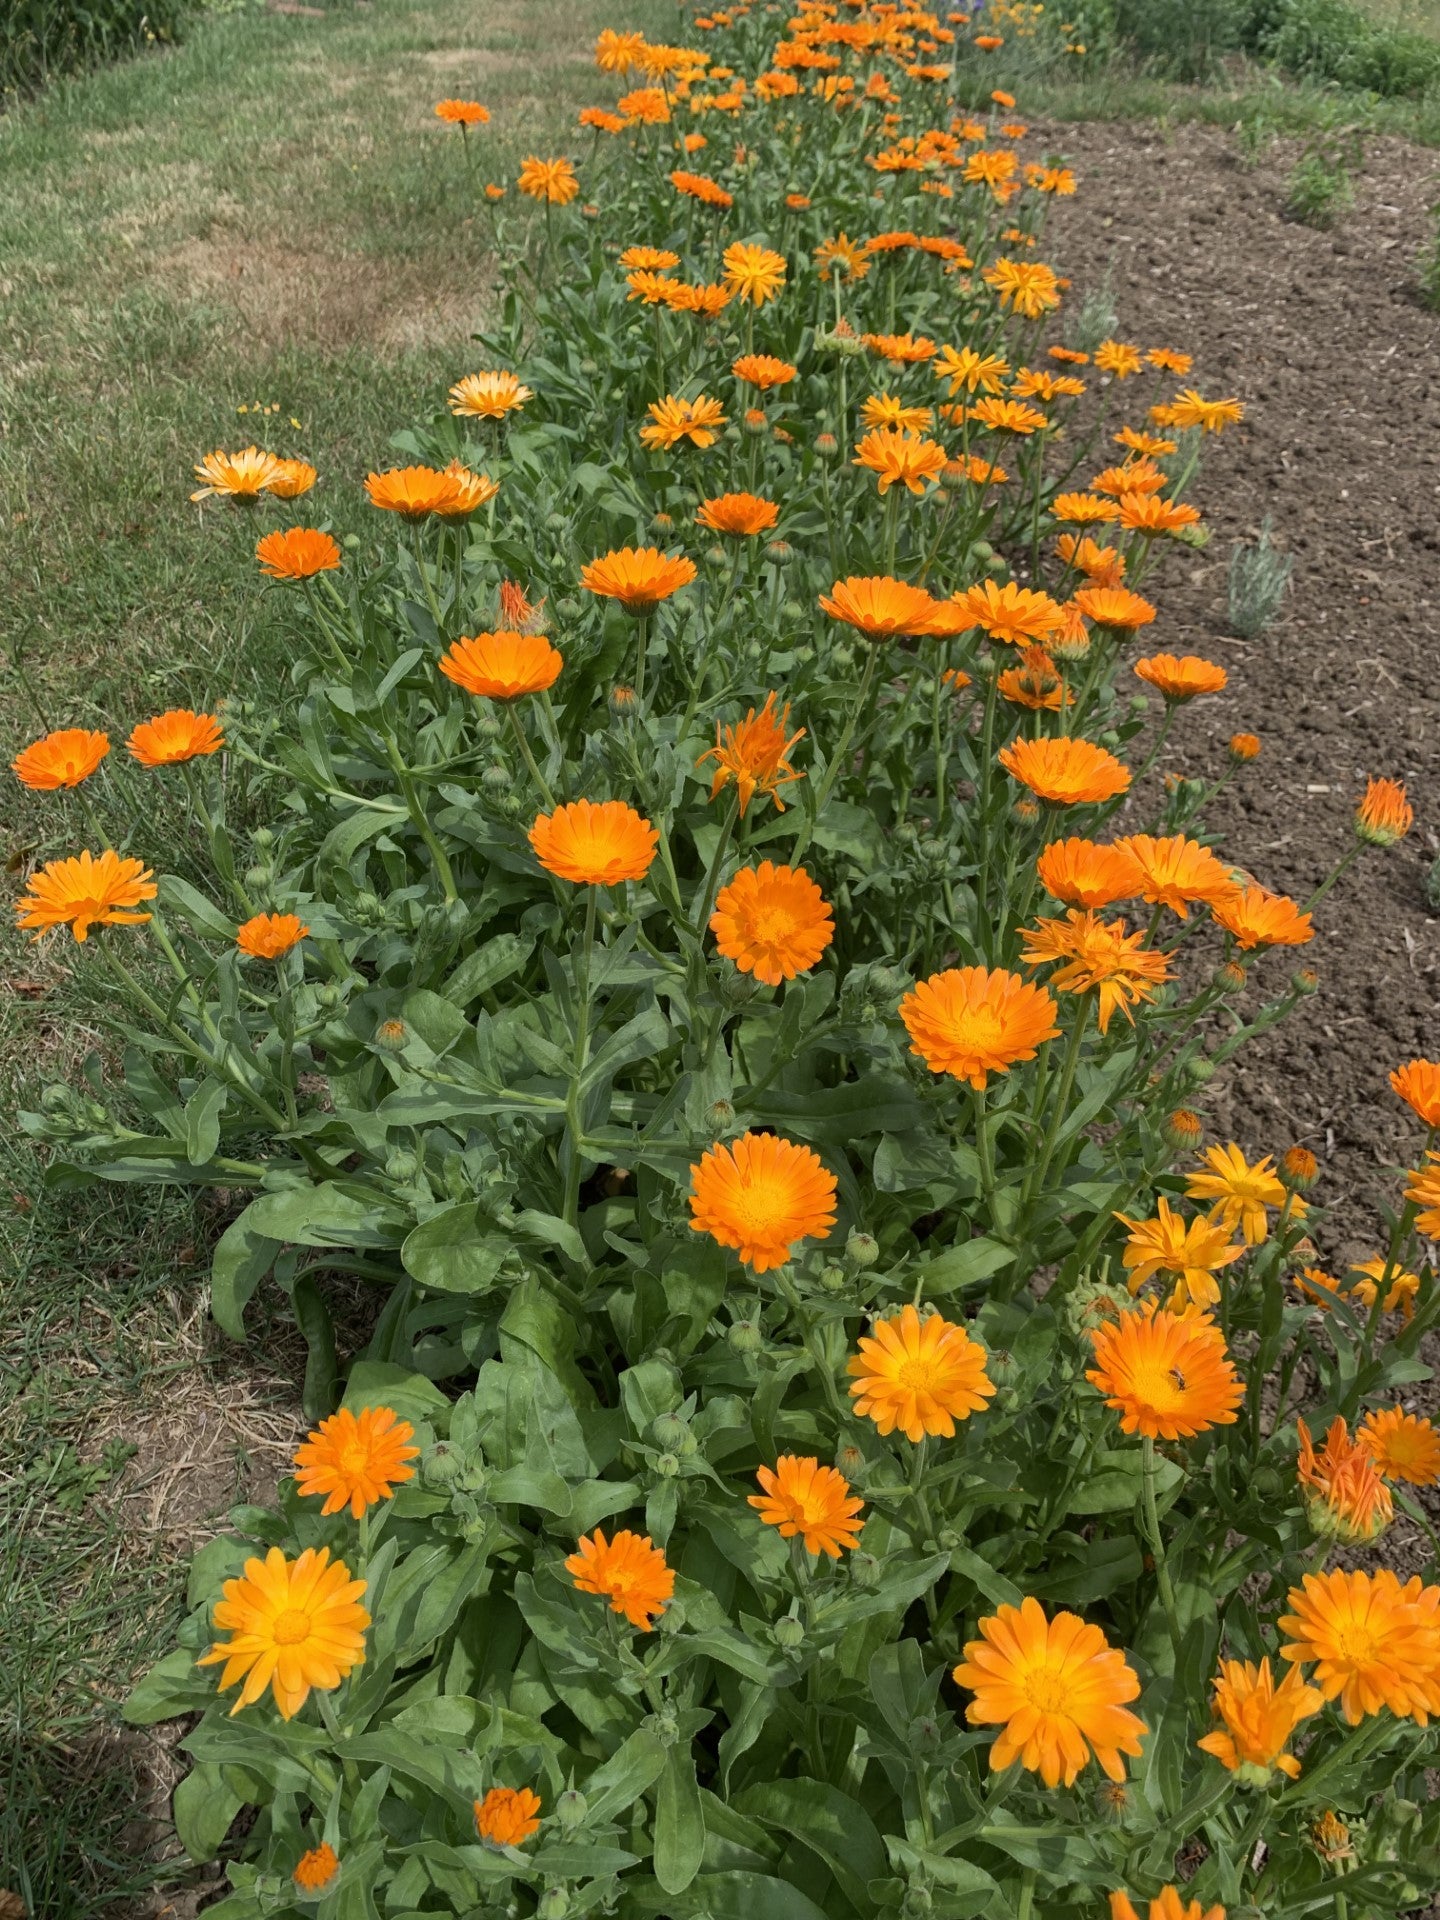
[1141,1434,1184,1658]
[562,885,598,1229]
[507,703,556,807]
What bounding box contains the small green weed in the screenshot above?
[1285,119,1366,224]
[1227,515,1295,636]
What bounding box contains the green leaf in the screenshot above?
[157,874,236,940]
[123,1647,212,1725]
[582,1727,669,1825]
[442,933,535,1005]
[209,1204,281,1340]
[184,1079,228,1166]
[654,1746,706,1896]
[675,1873,834,1920]
[245,1183,404,1250]
[173,1760,244,1861]
[343,1361,451,1432]
[735,1780,886,1916]
[908,1235,1014,1297]
[1064,1448,1182,1516]
[401,1203,509,1296]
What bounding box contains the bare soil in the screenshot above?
[1043,120,1440,1260]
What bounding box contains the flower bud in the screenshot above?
[374,1017,409,1052]
[1093,1780,1131,1827]
[819,1263,848,1294]
[834,1442,867,1482]
[421,1440,464,1489]
[482,762,512,793]
[1228,731,1261,762]
[1291,965,1319,995]
[651,511,675,533]
[1214,960,1247,994]
[342,533,362,551]
[781,600,808,625]
[845,1230,879,1269]
[902,1887,932,1918]
[651,1412,691,1453]
[251,827,275,853]
[729,1318,764,1356]
[766,539,795,567]
[1163,1108,1204,1152]
[654,1451,681,1478]
[772,1614,806,1651]
[985,1347,1019,1389]
[385,1147,419,1183]
[536,1893,569,1920]
[609,685,637,716]
[473,708,503,739]
[1280,1145,1318,1192]
[706,1097,736,1134]
[815,431,839,457]
[554,1788,588,1831]
[244,864,272,891]
[907,1714,943,1754]
[744,407,768,437]
[1182,1054,1215,1086]
[849,1551,881,1588]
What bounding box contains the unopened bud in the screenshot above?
[845,1230,879,1269]
[1228,731,1261,762]
[1292,966,1319,995]
[1164,1107,1204,1150]
[482,762,512,793]
[834,1442,867,1483]
[706,1098,736,1133]
[651,1412,691,1453]
[772,1615,806,1651]
[850,1551,881,1588]
[1214,960,1247,994]
[374,1018,409,1052]
[536,1893,569,1920]
[815,431,839,457]
[819,1263,847,1294]
[610,685,637,715]
[729,1318,764,1356]
[1183,1055,1215,1086]
[555,1789,588,1830]
[1281,1145,1318,1192]
[766,539,794,566]
[421,1441,464,1488]
[743,407,767,436]
[654,1451,681,1478]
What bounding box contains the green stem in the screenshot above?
[382,735,458,903]
[1021,998,1089,1215]
[507,703,557,807]
[1141,1435,1184,1658]
[794,644,880,864]
[693,792,740,939]
[561,886,598,1229]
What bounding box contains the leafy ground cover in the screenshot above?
[4,2,1440,1916]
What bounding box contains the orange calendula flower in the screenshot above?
[848,1303,994,1442]
[1355,776,1414,847]
[1165,388,1244,433]
[474,1786,542,1847]
[670,167,733,209]
[953,1597,1146,1787]
[191,446,284,503]
[12,728,110,790]
[711,862,833,986]
[1118,493,1202,536]
[818,575,942,639]
[999,737,1130,806]
[814,233,872,281]
[1036,838,1142,910]
[732,352,797,390]
[1279,1568,1440,1725]
[1390,1057,1440,1128]
[982,257,1062,319]
[722,241,787,305]
[1052,491,1121,525]
[1212,887,1314,951]
[998,648,1068,711]
[640,393,728,451]
[256,527,342,580]
[949,579,1065,648]
[899,965,1059,1090]
[1086,1300,1243,1439]
[517,155,579,203]
[1094,339,1143,380]
[198,1545,369,1719]
[1109,1889,1224,1920]
[1134,653,1228,701]
[294,1404,419,1518]
[1404,1151,1440,1235]
[1196,1657,1324,1784]
[1114,834,1240,919]
[433,462,499,519]
[1094,459,1165,497]
[435,98,489,126]
[749,1455,864,1557]
[1359,1407,1440,1486]
[1073,585,1155,633]
[365,464,462,518]
[933,345,1009,395]
[449,371,533,418]
[237,911,308,959]
[696,491,779,537]
[1347,1256,1420,1322]
[618,245,681,271]
[860,393,935,435]
[580,546,696,612]
[128,709,225,767]
[565,1527,674,1630]
[852,426,947,495]
[529,799,657,886]
[862,332,939,366]
[1298,1416,1393,1544]
[968,396,1050,436]
[689,1131,837,1273]
[1185,1143,1286,1244]
[627,269,680,305]
[440,630,562,700]
[293,1844,340,1894]
[16,849,156,943]
[1020,909,1169,1033]
[1115,1196,1244,1310]
[698,692,804,815]
[265,458,316,500]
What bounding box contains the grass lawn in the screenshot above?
[0,1,668,1909]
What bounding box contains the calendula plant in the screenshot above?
[12,7,1440,1919]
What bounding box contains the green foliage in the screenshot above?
[19,8,1440,1918]
[1284,120,1365,225]
[1256,0,1440,97]
[1227,516,1294,638]
[1418,197,1440,307]
[0,0,188,99]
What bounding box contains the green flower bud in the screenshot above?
[651,1412,690,1453]
[385,1147,419,1182]
[772,1615,806,1651]
[373,1017,409,1053]
[834,1442,868,1483]
[243,865,271,891]
[729,1319,764,1356]
[845,1231,879,1269]
[1292,965,1319,995]
[342,533,361,551]
[654,1451,681,1478]
[902,1888,932,1918]
[473,708,503,740]
[536,1892,568,1920]
[1183,1054,1215,1086]
[819,1263,848,1294]
[985,1347,1019,1389]
[421,1441,464,1489]
[850,1551,881,1589]
[482,762,512,792]
[781,600,807,625]
[555,1789,588,1830]
[706,1098,736,1134]
[313,983,344,1011]
[907,1714,943,1754]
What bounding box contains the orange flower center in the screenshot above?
[1020,1662,1071,1714]
[339,1440,371,1476]
[1128,1357,1187,1412]
[272,1607,313,1646]
[897,1356,940,1392]
[1334,1621,1382,1666]
[732,1174,794,1238]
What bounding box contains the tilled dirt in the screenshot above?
[1042,117,1440,1259]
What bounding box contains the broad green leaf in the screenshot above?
[209,1204,281,1341]
[401,1203,509,1295]
[654,1746,706,1896]
[173,1760,244,1861]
